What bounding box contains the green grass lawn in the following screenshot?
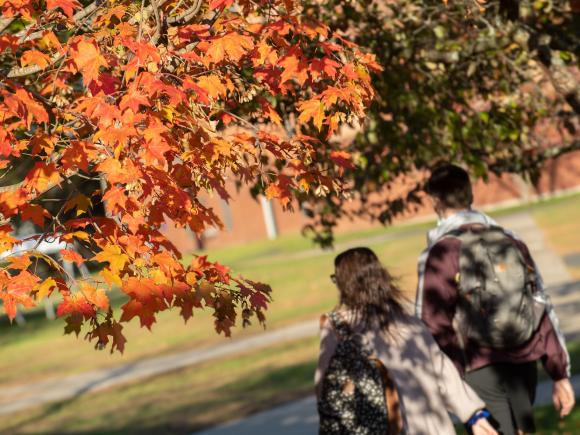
[0,337,321,435]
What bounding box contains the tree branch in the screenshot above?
[167,0,203,25]
[0,15,16,34]
[15,2,99,43]
[6,52,65,78]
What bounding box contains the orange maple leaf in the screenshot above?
[60,249,84,266]
[279,49,308,85]
[20,50,51,68]
[72,39,109,86]
[298,99,325,131]
[47,0,81,19]
[196,75,227,99]
[23,162,61,193]
[205,33,254,64]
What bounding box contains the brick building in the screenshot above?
[162,150,580,253]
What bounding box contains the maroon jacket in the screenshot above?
[416,223,570,381]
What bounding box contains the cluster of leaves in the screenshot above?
[300,0,580,245]
[0,0,379,350]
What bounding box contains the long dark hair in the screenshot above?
[333,247,405,330]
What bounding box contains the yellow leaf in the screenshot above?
[64,194,92,217]
[35,278,57,300]
[265,184,282,200]
[102,268,122,288]
[161,106,174,122]
[186,271,198,286]
[93,244,129,275]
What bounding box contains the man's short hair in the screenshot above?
[426,164,473,209]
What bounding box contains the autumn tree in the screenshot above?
[300,0,580,244]
[0,0,379,350]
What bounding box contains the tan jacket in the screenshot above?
[315,311,485,435]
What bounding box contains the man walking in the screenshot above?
[416,164,575,434]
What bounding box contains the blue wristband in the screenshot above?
[467,409,491,427]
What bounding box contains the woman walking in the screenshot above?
[316,247,497,435]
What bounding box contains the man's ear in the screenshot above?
[431,196,447,217]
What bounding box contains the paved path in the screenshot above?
[195,375,580,435]
[0,212,578,421]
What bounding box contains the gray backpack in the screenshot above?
[447,225,543,350]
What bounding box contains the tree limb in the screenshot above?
[6,52,65,78]
[15,2,99,43]
[0,15,16,34]
[167,0,203,25]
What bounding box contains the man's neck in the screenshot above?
[439,207,472,220]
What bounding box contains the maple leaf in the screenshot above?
[205,33,254,64]
[196,75,227,100]
[64,194,92,217]
[298,99,325,131]
[64,313,83,336]
[23,162,61,193]
[47,0,81,19]
[265,184,282,200]
[21,50,51,68]
[96,158,142,184]
[310,57,341,80]
[21,204,47,226]
[259,98,282,125]
[110,321,126,353]
[250,291,269,310]
[13,89,49,127]
[2,271,40,320]
[80,282,109,311]
[34,278,57,300]
[60,249,84,266]
[120,299,156,329]
[330,150,356,170]
[93,244,129,275]
[209,0,234,9]
[57,292,96,318]
[279,49,308,86]
[72,39,109,86]
[102,186,127,214]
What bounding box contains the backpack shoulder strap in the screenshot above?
[327,311,353,340]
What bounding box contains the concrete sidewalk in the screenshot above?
[195,375,580,435]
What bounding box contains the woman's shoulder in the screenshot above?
[391,311,426,330]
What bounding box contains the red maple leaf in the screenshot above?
[47,0,82,19]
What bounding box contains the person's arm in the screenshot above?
[511,238,571,379]
[416,238,464,369]
[511,238,574,416]
[314,315,338,398]
[424,326,486,423]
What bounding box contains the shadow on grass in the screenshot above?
[3,360,317,435]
